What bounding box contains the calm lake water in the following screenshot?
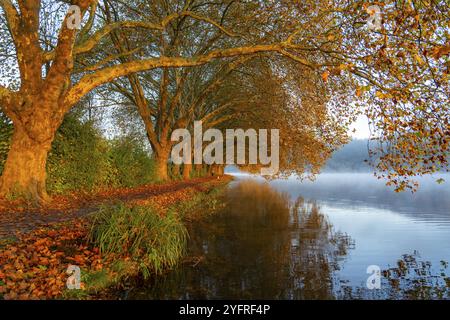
[127,173,450,300]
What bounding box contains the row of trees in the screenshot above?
[0,0,449,203]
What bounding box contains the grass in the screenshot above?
[88,203,187,279]
[173,182,229,221]
[64,178,231,298]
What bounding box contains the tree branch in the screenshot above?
[43,9,238,63]
[0,0,20,41]
[0,85,16,116]
[65,43,307,107]
[42,21,163,62]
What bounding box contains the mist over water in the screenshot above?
[269,173,450,291]
[126,173,450,300]
[272,173,450,218]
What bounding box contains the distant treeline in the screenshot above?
[324,139,373,173]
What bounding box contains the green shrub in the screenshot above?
[108,137,156,187]
[1,112,156,195]
[88,203,187,278]
[47,115,117,194]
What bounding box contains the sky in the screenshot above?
[349,115,371,140]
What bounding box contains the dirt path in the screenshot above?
[0,177,228,240]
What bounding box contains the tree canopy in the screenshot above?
[0,0,449,202]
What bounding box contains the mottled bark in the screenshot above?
[0,115,57,203]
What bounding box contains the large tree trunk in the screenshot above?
[0,123,54,203]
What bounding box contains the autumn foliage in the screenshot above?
[0,0,449,302]
[0,176,230,300]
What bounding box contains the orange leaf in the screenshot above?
[321,71,329,82]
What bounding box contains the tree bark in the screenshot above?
[218,165,225,176]
[0,123,54,203]
[194,164,203,177]
[172,164,181,179]
[182,163,192,180]
[154,148,170,182]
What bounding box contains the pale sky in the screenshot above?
[349,115,371,140]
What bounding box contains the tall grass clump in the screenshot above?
[88,203,187,278]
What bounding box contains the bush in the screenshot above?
[108,137,156,188]
[88,203,187,278]
[47,115,116,194]
[1,112,156,194]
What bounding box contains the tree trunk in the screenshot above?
[210,165,223,177]
[154,148,170,182]
[194,164,203,177]
[203,164,210,177]
[172,164,181,179]
[182,163,192,180]
[0,124,54,203]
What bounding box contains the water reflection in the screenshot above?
[289,197,354,299]
[127,180,354,299]
[270,173,450,221]
[339,253,450,300]
[124,178,450,300]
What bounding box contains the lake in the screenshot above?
[126,173,450,300]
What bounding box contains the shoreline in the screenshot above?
[0,176,233,300]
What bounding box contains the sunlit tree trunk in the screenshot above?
[182,163,192,180]
[153,146,170,182]
[0,100,63,203]
[218,165,225,176]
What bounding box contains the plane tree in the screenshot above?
[0,0,328,201]
[0,0,449,202]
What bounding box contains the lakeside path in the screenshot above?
[0,176,232,240]
[0,176,232,300]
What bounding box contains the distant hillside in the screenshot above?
[324,139,373,172]
[226,139,447,175]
